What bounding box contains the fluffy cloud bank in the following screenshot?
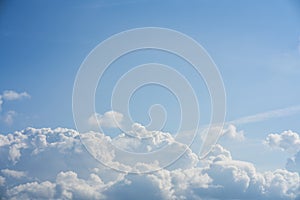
[0,127,299,199]
[265,130,300,174]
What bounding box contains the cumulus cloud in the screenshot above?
[88,111,123,128]
[222,124,245,141]
[0,90,30,111]
[82,123,199,172]
[7,181,56,199]
[1,169,27,179]
[1,90,30,101]
[55,171,106,199]
[264,130,300,152]
[0,127,299,199]
[265,130,300,175]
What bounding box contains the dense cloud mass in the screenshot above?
[0,127,299,199]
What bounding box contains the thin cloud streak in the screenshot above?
[228,105,300,125]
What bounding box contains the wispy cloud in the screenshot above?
[1,90,30,101]
[228,105,300,125]
[2,111,17,126]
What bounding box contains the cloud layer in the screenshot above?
[0,127,299,199]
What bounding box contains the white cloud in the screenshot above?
[7,181,56,199]
[112,123,175,152]
[1,169,27,179]
[9,144,24,165]
[82,123,199,172]
[0,176,5,186]
[264,130,300,152]
[222,124,245,141]
[264,169,300,199]
[88,111,123,128]
[3,110,17,126]
[200,145,300,200]
[0,96,3,112]
[0,127,299,199]
[55,171,105,199]
[265,131,300,175]
[2,90,30,101]
[0,90,30,125]
[286,151,300,173]
[81,131,116,164]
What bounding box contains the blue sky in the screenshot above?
[1,1,300,199]
[1,0,299,133]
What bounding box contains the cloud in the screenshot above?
[82,123,199,172]
[264,130,300,152]
[1,169,26,179]
[55,171,106,199]
[0,90,30,111]
[286,151,300,173]
[0,127,300,199]
[0,90,30,125]
[221,124,245,141]
[0,176,5,186]
[0,96,3,112]
[264,131,300,175]
[88,111,123,128]
[104,172,175,200]
[1,90,30,101]
[2,110,17,126]
[229,105,300,125]
[8,143,25,165]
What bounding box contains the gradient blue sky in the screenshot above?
[1,0,300,171]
